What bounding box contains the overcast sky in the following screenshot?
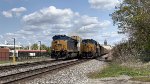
[0,0,125,46]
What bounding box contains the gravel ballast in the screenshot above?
[0,59,76,77]
[27,59,107,84]
[26,59,150,84]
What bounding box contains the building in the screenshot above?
[0,44,22,48]
[104,39,107,45]
[0,48,9,61]
[0,44,22,57]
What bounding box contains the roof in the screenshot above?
[82,39,97,44]
[52,35,76,41]
[17,50,47,52]
[0,44,22,48]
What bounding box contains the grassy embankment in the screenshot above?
[88,63,150,82]
[0,57,50,64]
[0,61,12,64]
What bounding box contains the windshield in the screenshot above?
[53,35,70,40]
[82,39,97,44]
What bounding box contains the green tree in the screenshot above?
[41,44,47,50]
[111,0,150,61]
[40,44,51,55]
[22,46,29,50]
[46,47,51,55]
[31,43,38,50]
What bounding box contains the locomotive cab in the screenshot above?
[51,35,79,60]
[81,39,97,58]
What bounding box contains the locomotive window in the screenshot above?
[82,42,87,44]
[57,44,62,46]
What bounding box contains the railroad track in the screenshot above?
[0,59,57,70]
[0,59,89,84]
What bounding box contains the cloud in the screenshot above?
[22,6,111,36]
[2,11,12,18]
[88,0,120,10]
[2,6,112,45]
[100,31,126,45]
[23,6,73,25]
[2,7,27,18]
[11,7,27,16]
[0,35,3,39]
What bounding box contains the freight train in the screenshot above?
[51,35,109,60]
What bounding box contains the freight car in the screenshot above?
[100,46,108,55]
[51,35,81,60]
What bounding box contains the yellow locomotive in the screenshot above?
[80,39,109,58]
[81,39,100,58]
[51,35,81,60]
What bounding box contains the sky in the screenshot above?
[0,0,126,46]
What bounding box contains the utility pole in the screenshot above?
[38,41,41,57]
[13,38,16,64]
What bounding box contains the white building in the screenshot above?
[0,44,22,48]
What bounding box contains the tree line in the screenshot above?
[111,0,150,62]
[21,43,51,54]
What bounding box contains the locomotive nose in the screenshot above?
[53,40,66,51]
[85,44,90,48]
[54,44,62,50]
[83,44,91,51]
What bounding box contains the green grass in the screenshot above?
[0,61,12,64]
[88,63,150,79]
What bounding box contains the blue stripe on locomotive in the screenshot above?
[52,35,78,51]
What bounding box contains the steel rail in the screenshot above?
[0,59,89,84]
[0,60,58,72]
